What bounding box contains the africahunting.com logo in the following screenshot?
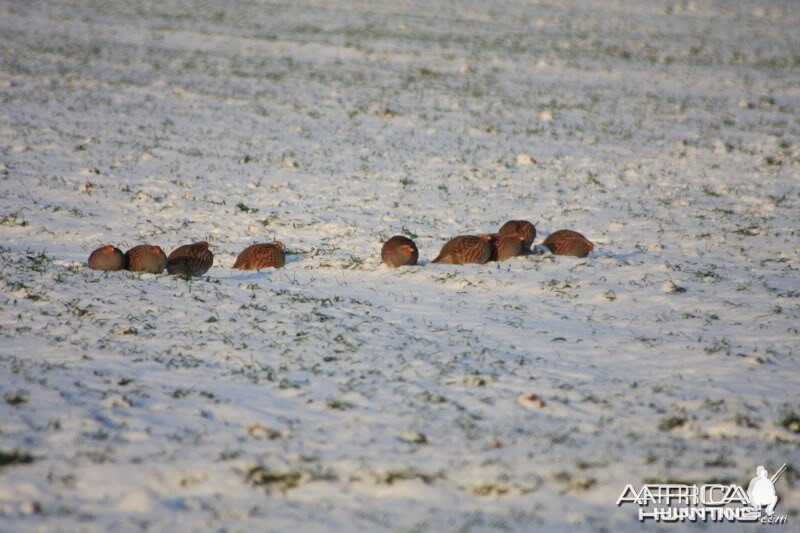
[617,464,789,524]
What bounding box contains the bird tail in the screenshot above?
[431,255,441,263]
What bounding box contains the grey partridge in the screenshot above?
[490,233,525,262]
[542,230,593,258]
[233,241,286,270]
[498,220,536,253]
[431,234,493,264]
[167,241,214,277]
[381,235,418,267]
[88,245,125,271]
[124,244,167,273]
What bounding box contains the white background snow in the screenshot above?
[1,0,799,530]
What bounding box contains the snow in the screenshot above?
[1,0,799,530]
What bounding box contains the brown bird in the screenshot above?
[498,220,536,253]
[381,235,419,267]
[490,233,525,262]
[125,244,168,273]
[431,234,494,264]
[167,241,214,277]
[233,241,286,270]
[88,245,126,271]
[542,230,593,258]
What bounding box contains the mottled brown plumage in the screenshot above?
[498,220,536,253]
[542,230,593,258]
[381,235,419,267]
[234,242,285,270]
[490,233,525,262]
[125,245,168,273]
[167,241,214,277]
[431,234,493,264]
[88,245,125,271]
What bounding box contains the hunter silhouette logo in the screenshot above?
[616,463,789,524]
[747,464,786,517]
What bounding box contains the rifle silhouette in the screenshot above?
[770,464,787,485]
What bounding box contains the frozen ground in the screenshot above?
[1,0,799,530]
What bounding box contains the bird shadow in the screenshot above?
[590,249,644,260]
[210,269,275,282]
[528,245,643,261]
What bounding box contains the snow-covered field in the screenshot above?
[1,0,799,530]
